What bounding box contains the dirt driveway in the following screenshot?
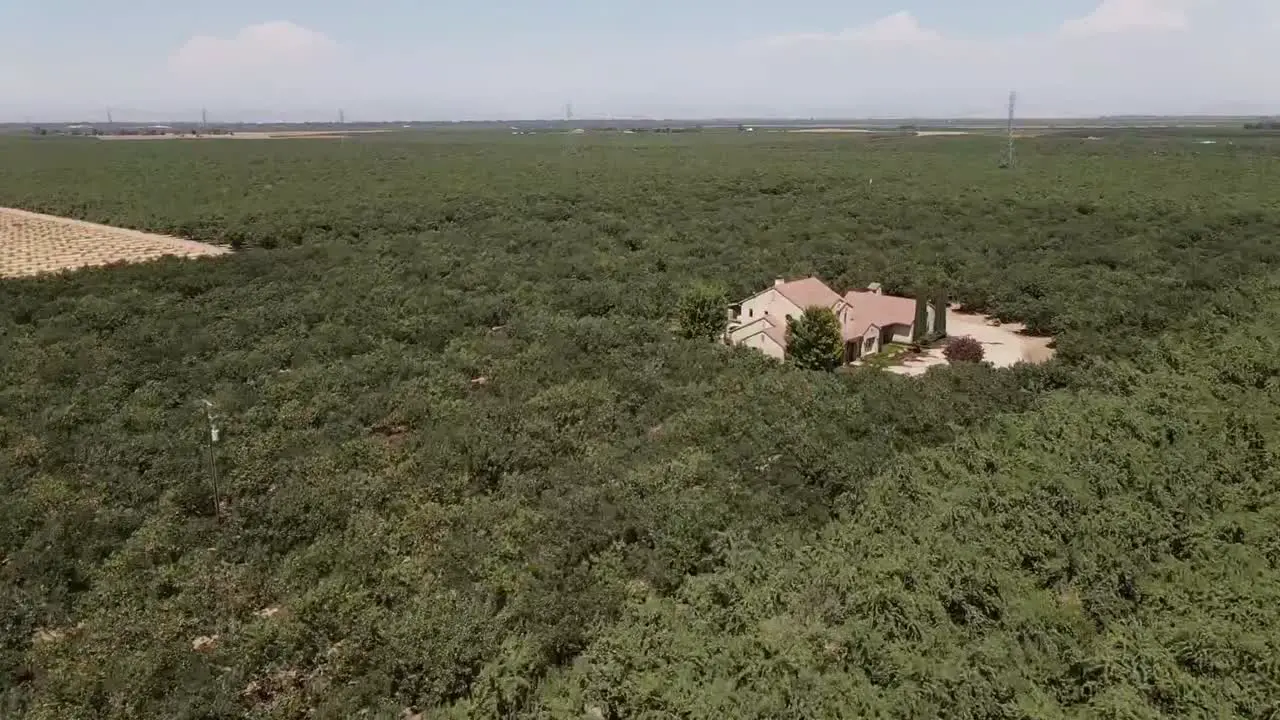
[889,309,1053,376]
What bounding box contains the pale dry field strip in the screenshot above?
[788,128,876,134]
[0,208,231,278]
[98,130,395,141]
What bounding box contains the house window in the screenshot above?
[748,308,753,318]
[864,337,875,352]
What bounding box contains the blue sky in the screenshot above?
[2,0,1276,121]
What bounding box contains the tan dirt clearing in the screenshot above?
[888,309,1054,377]
[788,128,875,134]
[0,208,230,278]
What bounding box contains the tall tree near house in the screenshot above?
[912,295,929,343]
[676,283,729,342]
[787,307,844,371]
[932,291,948,338]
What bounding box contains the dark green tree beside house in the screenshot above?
[787,307,844,371]
[932,291,948,338]
[676,283,729,341]
[913,295,929,343]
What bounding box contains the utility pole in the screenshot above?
[562,102,576,157]
[1002,91,1017,169]
[200,400,223,522]
[338,108,345,125]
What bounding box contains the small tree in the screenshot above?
[943,335,985,364]
[676,283,728,342]
[912,295,929,343]
[787,307,844,371]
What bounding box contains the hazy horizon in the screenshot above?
[8,112,1278,126]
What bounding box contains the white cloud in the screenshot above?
[734,1,1278,117]
[1060,0,1189,36]
[153,21,350,111]
[168,21,339,75]
[766,11,943,49]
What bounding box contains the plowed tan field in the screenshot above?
[0,208,230,278]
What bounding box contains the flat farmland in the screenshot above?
[3,131,1280,719]
[0,207,229,278]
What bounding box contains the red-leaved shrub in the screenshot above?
[943,336,985,364]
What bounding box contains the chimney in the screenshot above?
[774,277,785,287]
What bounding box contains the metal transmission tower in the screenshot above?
[339,108,345,124]
[1001,91,1017,169]
[199,400,224,522]
[106,108,113,125]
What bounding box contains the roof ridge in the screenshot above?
[774,276,844,310]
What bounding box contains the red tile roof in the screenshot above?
[774,277,845,311]
[841,290,918,338]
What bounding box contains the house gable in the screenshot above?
[841,290,931,340]
[730,277,929,363]
[735,320,786,360]
[773,277,845,311]
[737,287,805,326]
[735,277,848,329]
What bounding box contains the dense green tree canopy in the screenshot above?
[527,277,1280,719]
[786,307,844,371]
[1,129,1278,718]
[676,283,729,342]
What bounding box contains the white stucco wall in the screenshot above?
[860,326,881,356]
[887,323,914,343]
[889,306,938,343]
[740,329,785,360]
[728,317,772,344]
[736,288,804,327]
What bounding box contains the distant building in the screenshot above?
[727,277,933,363]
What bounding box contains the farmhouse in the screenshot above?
[727,277,934,363]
